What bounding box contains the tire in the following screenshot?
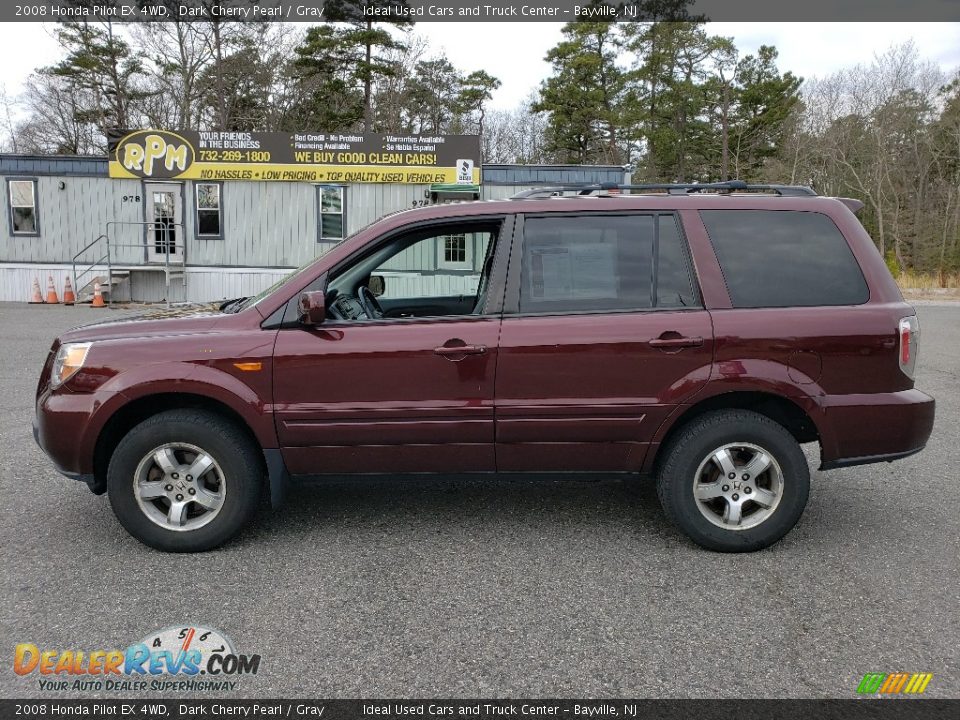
[656,409,810,552]
[107,409,263,552]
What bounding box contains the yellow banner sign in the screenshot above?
[106,130,482,184]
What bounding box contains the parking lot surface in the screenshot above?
[1,302,957,699]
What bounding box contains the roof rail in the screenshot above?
[510,180,817,199]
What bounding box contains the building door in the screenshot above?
[145,184,183,263]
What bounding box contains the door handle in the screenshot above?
[434,344,487,357]
[649,335,703,349]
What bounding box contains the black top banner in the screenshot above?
[5,1,960,22]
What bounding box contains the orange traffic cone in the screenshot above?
[29,277,43,303]
[91,280,106,308]
[62,277,76,305]
[45,275,59,304]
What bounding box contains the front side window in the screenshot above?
[375,228,494,300]
[323,221,501,321]
[9,180,38,234]
[196,183,221,237]
[319,186,344,241]
[519,214,698,314]
[700,210,869,308]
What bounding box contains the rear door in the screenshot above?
[495,212,713,472]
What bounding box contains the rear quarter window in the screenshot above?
[700,209,869,308]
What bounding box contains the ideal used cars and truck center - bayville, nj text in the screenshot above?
[33,4,602,20]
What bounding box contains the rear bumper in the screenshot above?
[818,389,935,470]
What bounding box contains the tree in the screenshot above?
[323,0,413,132]
[291,25,366,131]
[534,15,626,164]
[623,21,728,180]
[405,57,462,134]
[482,94,549,164]
[130,2,215,129]
[727,46,801,180]
[15,72,101,154]
[44,20,149,138]
[455,70,502,136]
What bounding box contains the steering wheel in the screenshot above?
[357,285,384,320]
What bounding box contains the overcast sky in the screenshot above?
[1,22,958,113]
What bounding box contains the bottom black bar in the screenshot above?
[1,699,957,720]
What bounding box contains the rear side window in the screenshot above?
[519,214,698,314]
[700,210,868,308]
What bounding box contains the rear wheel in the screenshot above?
[656,409,810,552]
[107,409,262,552]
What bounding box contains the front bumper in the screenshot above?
[33,416,99,491]
[818,389,935,470]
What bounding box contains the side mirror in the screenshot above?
[368,274,386,297]
[298,291,326,326]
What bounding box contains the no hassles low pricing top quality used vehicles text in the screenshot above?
[34,182,935,552]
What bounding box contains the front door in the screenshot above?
[495,212,714,472]
[272,218,510,476]
[145,183,183,263]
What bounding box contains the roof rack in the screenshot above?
[510,180,817,199]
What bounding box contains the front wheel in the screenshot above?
[656,409,810,552]
[107,409,263,552]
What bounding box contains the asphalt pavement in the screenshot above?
[0,301,957,699]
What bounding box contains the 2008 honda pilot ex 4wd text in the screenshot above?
[34,182,935,553]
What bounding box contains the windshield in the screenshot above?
[238,230,361,311]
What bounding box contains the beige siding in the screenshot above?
[1,176,142,264]
[1,175,537,270]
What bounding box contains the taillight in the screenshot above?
[898,316,919,379]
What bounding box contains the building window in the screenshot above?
[319,185,344,241]
[9,179,38,235]
[195,182,222,237]
[438,233,471,270]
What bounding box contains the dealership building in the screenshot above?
[0,131,629,303]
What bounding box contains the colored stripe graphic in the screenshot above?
[857,673,886,694]
[857,672,932,694]
[904,673,933,694]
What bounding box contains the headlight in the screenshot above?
[50,342,91,389]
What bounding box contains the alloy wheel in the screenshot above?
[132,442,226,532]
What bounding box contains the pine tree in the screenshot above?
[533,17,626,164]
[323,0,413,132]
[45,21,148,138]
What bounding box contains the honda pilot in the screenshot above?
[34,182,936,552]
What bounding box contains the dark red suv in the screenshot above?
[34,182,935,552]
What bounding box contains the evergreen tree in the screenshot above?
[291,25,367,131]
[727,46,802,179]
[455,70,502,136]
[45,21,148,137]
[323,0,413,132]
[533,16,626,164]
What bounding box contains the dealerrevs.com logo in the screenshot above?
[13,625,261,693]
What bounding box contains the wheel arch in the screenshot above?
[91,392,267,495]
[645,390,821,475]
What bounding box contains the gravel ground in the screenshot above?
[0,302,957,699]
